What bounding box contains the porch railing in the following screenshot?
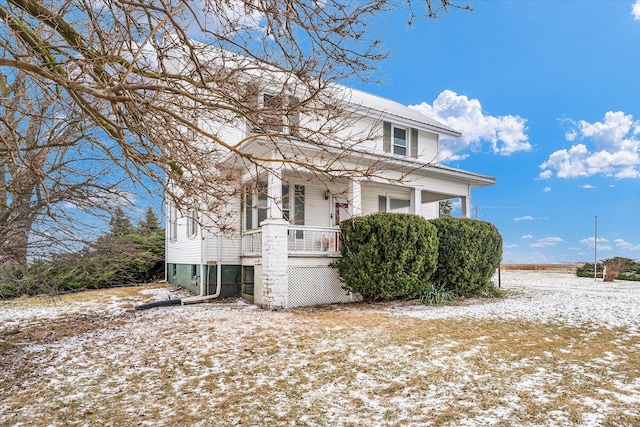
[241,226,341,257]
[287,226,341,256]
[242,228,263,256]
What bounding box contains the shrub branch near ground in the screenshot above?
[429,217,503,297]
[0,207,164,298]
[334,213,439,301]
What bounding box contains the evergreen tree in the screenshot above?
[138,207,161,234]
[108,207,134,237]
[439,200,454,217]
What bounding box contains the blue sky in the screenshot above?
[349,0,640,264]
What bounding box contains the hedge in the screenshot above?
[429,217,502,295]
[334,213,439,301]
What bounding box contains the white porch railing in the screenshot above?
[287,226,341,256]
[242,228,263,256]
[242,226,341,257]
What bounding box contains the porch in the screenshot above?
[242,225,341,257]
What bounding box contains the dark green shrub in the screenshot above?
[334,213,439,301]
[576,262,603,279]
[429,217,502,295]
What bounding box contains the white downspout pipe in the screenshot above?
[182,234,223,304]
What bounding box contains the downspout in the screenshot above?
[181,234,222,304]
[199,227,206,296]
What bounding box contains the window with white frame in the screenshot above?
[186,210,198,238]
[377,194,411,213]
[393,127,407,155]
[168,204,177,241]
[383,121,418,158]
[244,183,268,230]
[244,182,305,232]
[245,85,300,135]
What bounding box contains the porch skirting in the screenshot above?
[287,265,361,307]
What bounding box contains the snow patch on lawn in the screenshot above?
[394,271,640,332]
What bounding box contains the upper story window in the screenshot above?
[261,94,285,132]
[383,121,418,158]
[244,84,300,135]
[393,127,407,156]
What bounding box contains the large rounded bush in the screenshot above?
[429,217,502,295]
[334,213,439,301]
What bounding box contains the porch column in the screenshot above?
[267,163,283,220]
[461,195,472,218]
[349,179,362,217]
[411,188,422,216]
[260,218,289,309]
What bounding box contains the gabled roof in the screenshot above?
[340,85,461,138]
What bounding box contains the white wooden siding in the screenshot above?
[418,131,439,163]
[166,213,202,264]
[421,202,439,219]
[302,182,332,227]
[203,198,243,264]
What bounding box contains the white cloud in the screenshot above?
[615,239,640,251]
[522,234,533,239]
[633,0,640,19]
[580,237,612,251]
[537,170,553,180]
[543,187,551,192]
[504,243,519,248]
[580,184,595,189]
[515,215,534,221]
[540,112,640,179]
[410,90,531,160]
[530,236,563,248]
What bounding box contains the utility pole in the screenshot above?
[594,215,598,282]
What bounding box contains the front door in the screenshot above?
[335,203,349,226]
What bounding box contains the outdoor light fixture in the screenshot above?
[324,191,330,200]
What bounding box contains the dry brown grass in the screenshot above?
[2,291,640,426]
[501,263,581,273]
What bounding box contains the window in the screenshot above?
[243,266,255,296]
[168,204,177,241]
[377,195,411,213]
[244,183,268,230]
[186,210,198,238]
[245,87,300,135]
[383,121,418,158]
[261,94,284,132]
[393,127,407,155]
[378,195,387,212]
[244,182,304,232]
[390,198,411,213]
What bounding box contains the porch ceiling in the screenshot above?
[421,190,462,203]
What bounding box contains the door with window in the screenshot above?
[334,202,349,226]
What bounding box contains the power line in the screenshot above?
[480,204,640,210]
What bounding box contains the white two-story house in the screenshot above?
[164,42,496,309]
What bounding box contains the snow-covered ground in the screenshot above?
[1,271,639,426]
[396,270,640,332]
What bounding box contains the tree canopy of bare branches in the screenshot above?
[0,0,469,261]
[0,69,133,265]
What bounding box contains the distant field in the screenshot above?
[501,263,582,273]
